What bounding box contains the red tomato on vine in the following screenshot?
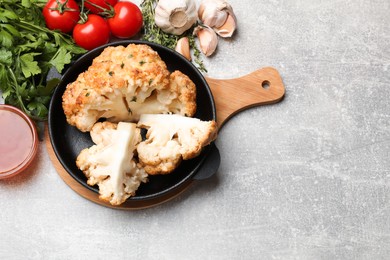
[73,14,110,50]
[107,2,143,39]
[42,0,80,33]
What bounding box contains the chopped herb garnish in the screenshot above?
[85,92,90,97]
[121,62,125,69]
[128,54,134,58]
[108,71,114,76]
[148,79,153,85]
[139,60,146,66]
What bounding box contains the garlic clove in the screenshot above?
[155,0,198,35]
[198,0,228,28]
[175,37,192,61]
[194,25,218,57]
[214,13,236,38]
[198,0,237,37]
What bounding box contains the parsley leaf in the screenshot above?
[0,49,12,66]
[0,0,86,121]
[19,53,41,78]
[49,47,72,73]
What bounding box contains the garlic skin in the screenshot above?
[175,37,192,61]
[194,25,218,57]
[198,0,237,38]
[214,12,236,38]
[155,0,198,36]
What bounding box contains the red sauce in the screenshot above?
[0,106,37,176]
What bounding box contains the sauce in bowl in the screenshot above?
[0,105,38,179]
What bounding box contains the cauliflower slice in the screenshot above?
[137,114,218,175]
[76,121,148,206]
[62,44,196,132]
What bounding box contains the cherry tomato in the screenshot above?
[84,0,118,14]
[42,0,80,33]
[107,2,143,39]
[73,14,110,50]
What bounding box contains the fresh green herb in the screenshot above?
[140,0,207,73]
[108,71,114,76]
[85,92,90,97]
[139,60,146,66]
[188,36,207,73]
[0,0,86,121]
[141,0,179,49]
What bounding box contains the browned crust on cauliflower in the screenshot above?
[62,44,196,132]
[139,150,182,175]
[181,120,218,160]
[167,70,197,117]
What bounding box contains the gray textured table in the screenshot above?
[1,0,389,259]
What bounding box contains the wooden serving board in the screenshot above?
[45,67,285,209]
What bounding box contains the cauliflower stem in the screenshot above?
[76,122,148,206]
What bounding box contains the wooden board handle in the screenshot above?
[205,67,285,127]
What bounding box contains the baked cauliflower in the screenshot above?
[76,121,148,206]
[137,114,218,175]
[62,44,196,132]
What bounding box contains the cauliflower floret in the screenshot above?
[62,44,196,132]
[137,114,218,175]
[76,121,148,206]
[158,70,196,116]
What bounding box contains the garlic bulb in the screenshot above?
[194,25,218,57]
[198,0,237,38]
[175,37,191,61]
[155,0,198,36]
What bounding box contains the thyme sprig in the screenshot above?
[140,0,207,73]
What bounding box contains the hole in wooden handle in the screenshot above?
[262,80,270,89]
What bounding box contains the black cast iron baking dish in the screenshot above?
[48,40,218,203]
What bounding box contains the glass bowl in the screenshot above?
[0,104,38,179]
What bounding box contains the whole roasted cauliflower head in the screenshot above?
[76,121,148,206]
[62,44,196,132]
[137,114,218,175]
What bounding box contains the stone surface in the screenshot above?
[1,0,390,259]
